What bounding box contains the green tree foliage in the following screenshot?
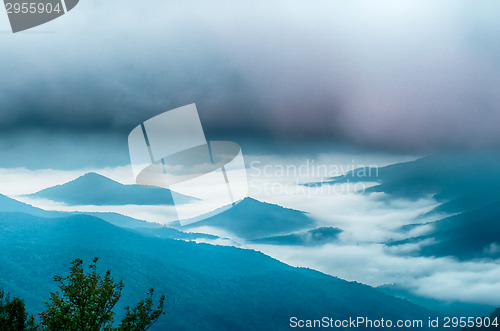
[39,257,165,331]
[119,289,165,331]
[0,290,37,331]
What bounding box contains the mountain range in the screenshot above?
[310,153,500,261]
[24,172,338,246]
[316,153,500,202]
[388,200,500,260]
[0,193,439,330]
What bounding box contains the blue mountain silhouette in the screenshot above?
[315,153,500,203]
[0,193,214,242]
[389,200,500,260]
[26,172,195,206]
[177,197,316,240]
[327,153,500,260]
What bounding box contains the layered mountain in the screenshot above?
[23,174,318,242]
[176,197,316,240]
[388,201,500,260]
[25,172,194,205]
[0,193,215,242]
[0,209,438,330]
[0,193,60,218]
[312,153,500,202]
[311,153,500,261]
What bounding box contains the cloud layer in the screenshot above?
[2,0,500,153]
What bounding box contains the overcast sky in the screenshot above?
[1,0,500,168]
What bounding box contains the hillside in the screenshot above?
[315,153,500,202]
[312,153,500,261]
[0,211,438,330]
[388,201,500,260]
[0,193,215,242]
[0,193,60,218]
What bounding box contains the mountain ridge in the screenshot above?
[176,197,316,240]
[0,210,439,330]
[25,172,195,206]
[0,193,216,242]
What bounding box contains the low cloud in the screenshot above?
[244,152,500,305]
[249,242,500,306]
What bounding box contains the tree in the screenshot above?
[119,289,165,331]
[40,257,165,331]
[0,290,37,331]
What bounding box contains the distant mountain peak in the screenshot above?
[70,172,122,184]
[26,172,194,206]
[80,172,102,177]
[180,196,315,240]
[237,197,309,213]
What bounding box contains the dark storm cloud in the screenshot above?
[1,0,500,152]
